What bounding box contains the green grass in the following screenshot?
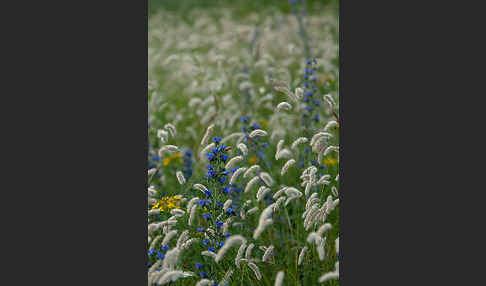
[149,0,339,18]
[148,1,339,285]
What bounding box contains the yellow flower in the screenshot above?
[249,156,257,164]
[261,121,268,128]
[151,195,183,212]
[323,158,337,166]
[163,152,183,166]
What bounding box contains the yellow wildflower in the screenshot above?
[151,195,183,212]
[162,152,183,166]
[249,156,257,164]
[323,158,338,166]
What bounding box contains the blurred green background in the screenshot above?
[149,0,339,17]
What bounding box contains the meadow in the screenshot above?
[148,1,339,285]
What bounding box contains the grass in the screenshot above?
[148,0,339,285]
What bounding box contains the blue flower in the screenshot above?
[203,239,210,246]
[241,126,247,132]
[221,154,229,161]
[208,247,216,252]
[240,116,248,123]
[195,262,204,270]
[225,233,231,238]
[213,137,222,143]
[148,249,155,256]
[197,227,205,233]
[206,152,215,161]
[206,170,216,179]
[252,123,260,129]
[219,241,224,247]
[304,82,310,88]
[226,208,233,214]
[219,176,227,183]
[213,283,219,286]
[156,252,165,260]
[223,186,230,194]
[204,190,212,197]
[216,220,223,228]
[162,245,169,251]
[305,91,313,97]
[200,272,208,278]
[216,201,224,208]
[203,213,211,220]
[262,142,269,147]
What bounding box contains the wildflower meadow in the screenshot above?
[148,1,339,285]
